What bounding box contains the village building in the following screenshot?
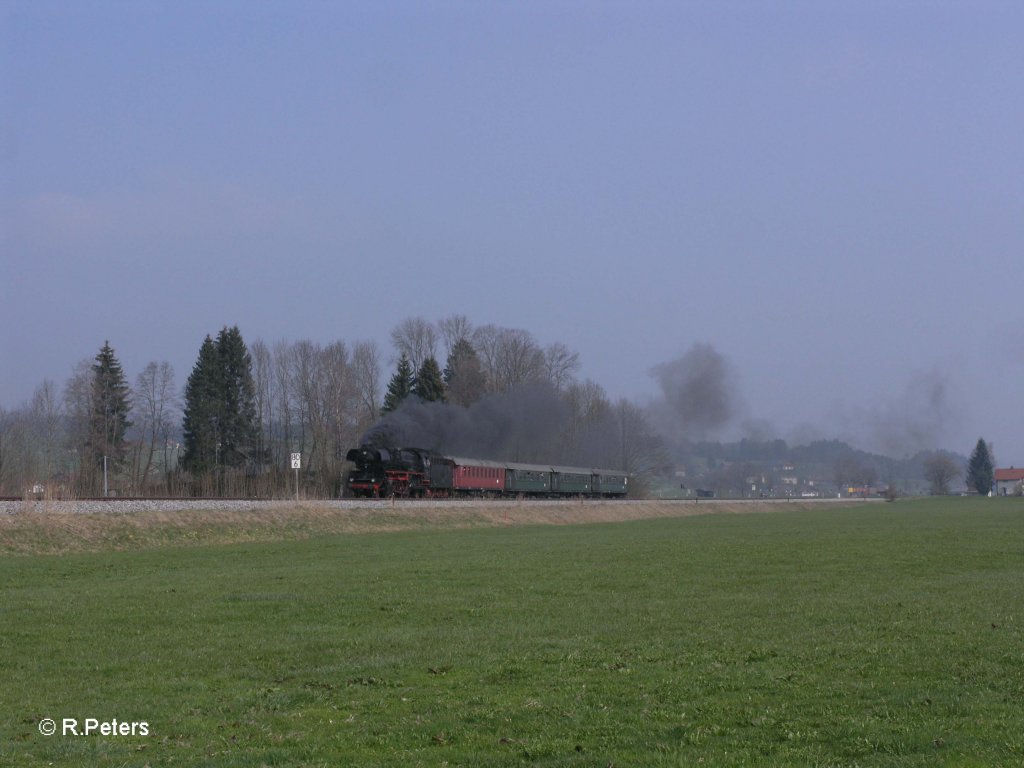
[994,467,1024,496]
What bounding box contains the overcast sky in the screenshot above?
[2,1,1022,460]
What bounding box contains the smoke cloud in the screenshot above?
[648,343,740,440]
[361,382,571,463]
[363,343,964,469]
[855,368,962,457]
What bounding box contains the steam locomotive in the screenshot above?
[344,446,629,499]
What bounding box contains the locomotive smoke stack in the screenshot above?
[359,423,399,449]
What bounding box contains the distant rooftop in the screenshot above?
[994,467,1024,482]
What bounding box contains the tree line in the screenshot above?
[0,314,663,498]
[922,439,995,496]
[5,312,994,500]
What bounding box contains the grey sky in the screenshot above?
[2,2,1022,460]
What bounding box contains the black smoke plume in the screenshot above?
[648,343,739,440]
[361,382,571,464]
[845,368,962,457]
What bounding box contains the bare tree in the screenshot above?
[614,398,664,475]
[0,407,34,495]
[471,324,502,392]
[278,339,364,496]
[322,340,356,476]
[63,359,95,492]
[273,339,297,471]
[290,340,323,473]
[493,328,545,392]
[923,453,959,495]
[438,314,473,358]
[543,342,580,392]
[133,362,178,492]
[565,379,612,426]
[31,380,63,485]
[561,379,612,463]
[0,406,10,494]
[390,317,438,373]
[0,405,29,495]
[251,339,273,474]
[832,455,868,495]
[351,340,381,426]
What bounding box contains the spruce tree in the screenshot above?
[87,341,132,475]
[381,354,413,414]
[966,438,994,496]
[413,356,445,402]
[181,327,259,475]
[443,338,486,406]
[216,325,258,467]
[181,335,222,475]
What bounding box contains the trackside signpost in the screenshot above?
[291,453,301,501]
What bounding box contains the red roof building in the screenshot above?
[994,467,1024,496]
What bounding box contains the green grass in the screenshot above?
[1,497,1022,766]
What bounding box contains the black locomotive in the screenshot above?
[345,446,629,499]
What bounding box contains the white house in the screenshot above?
[994,467,1024,496]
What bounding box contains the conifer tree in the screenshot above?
[181,335,222,474]
[381,354,413,414]
[216,325,258,467]
[966,437,994,496]
[443,338,486,406]
[180,327,259,475]
[87,341,132,475]
[413,356,445,402]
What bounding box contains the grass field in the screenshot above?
[1,498,1022,766]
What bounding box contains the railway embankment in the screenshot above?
[0,497,882,555]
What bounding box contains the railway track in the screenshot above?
[0,496,275,503]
